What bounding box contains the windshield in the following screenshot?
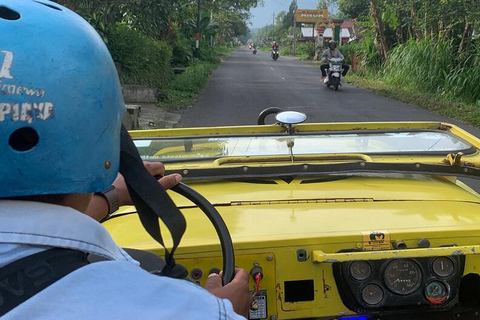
[135,131,472,162]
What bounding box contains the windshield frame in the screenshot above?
[133,129,476,163]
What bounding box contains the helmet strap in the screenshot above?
[119,125,187,279]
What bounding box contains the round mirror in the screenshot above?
[275,111,307,125]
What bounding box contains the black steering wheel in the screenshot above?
[171,182,235,285]
[257,107,284,125]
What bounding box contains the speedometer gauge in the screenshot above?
[384,259,422,295]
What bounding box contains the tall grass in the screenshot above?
[444,41,480,104]
[383,39,453,94]
[381,38,480,105]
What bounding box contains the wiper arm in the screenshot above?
[213,154,374,165]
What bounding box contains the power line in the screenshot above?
[270,0,290,8]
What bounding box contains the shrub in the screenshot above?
[281,46,292,56]
[296,42,316,59]
[106,23,173,88]
[169,61,217,93]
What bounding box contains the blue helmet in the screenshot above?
[0,0,125,197]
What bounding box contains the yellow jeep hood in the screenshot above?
[106,175,480,253]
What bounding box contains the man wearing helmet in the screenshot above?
[0,0,251,319]
[320,40,350,81]
[271,41,279,58]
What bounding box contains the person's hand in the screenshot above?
[204,268,252,318]
[114,161,182,206]
[85,161,182,220]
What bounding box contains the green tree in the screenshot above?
[337,0,369,20]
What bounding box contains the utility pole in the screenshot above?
[195,0,200,59]
[272,12,275,42]
[293,0,297,56]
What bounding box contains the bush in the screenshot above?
[281,46,292,56]
[296,42,316,59]
[169,61,217,93]
[171,38,193,67]
[106,23,173,88]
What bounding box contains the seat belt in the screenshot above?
[0,248,88,317]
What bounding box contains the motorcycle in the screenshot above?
[253,47,257,54]
[271,48,279,61]
[323,57,344,91]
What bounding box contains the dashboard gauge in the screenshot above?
[425,281,448,305]
[384,259,422,295]
[432,257,454,278]
[349,261,372,281]
[361,283,384,306]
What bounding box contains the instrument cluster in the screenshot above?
[333,256,465,313]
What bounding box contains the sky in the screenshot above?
[248,0,326,29]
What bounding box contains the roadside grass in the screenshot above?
[158,46,232,108]
[158,89,197,108]
[346,73,480,129]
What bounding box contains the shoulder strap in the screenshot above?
[119,125,187,279]
[0,248,88,316]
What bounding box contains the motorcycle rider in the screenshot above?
[0,0,251,319]
[321,40,350,81]
[271,41,279,58]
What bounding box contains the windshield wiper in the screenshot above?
[213,154,374,165]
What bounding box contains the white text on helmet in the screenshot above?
[0,51,13,79]
[1,84,46,97]
[0,102,54,123]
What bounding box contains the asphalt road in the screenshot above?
[175,47,480,190]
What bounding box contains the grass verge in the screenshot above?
[346,73,480,129]
[158,47,232,109]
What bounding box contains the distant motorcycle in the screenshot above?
[253,47,257,54]
[271,48,279,61]
[323,58,344,91]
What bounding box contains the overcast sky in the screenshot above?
[248,0,330,29]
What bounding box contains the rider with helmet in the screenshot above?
[0,0,251,318]
[271,41,279,58]
[321,40,350,81]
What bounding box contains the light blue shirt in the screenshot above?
[0,200,245,319]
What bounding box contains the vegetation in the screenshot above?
[54,0,256,107]
[55,0,480,126]
[161,47,232,108]
[333,0,480,127]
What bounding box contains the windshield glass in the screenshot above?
[135,131,472,161]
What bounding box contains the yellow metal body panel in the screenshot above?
[105,176,480,319]
[104,122,480,319]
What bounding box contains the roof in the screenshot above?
[321,28,350,38]
[341,20,355,29]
